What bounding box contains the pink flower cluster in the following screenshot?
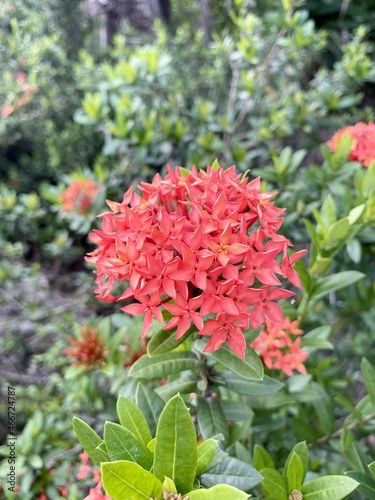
[327,121,375,167]
[87,165,306,358]
[250,317,309,376]
[78,452,111,500]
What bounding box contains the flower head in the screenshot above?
[250,317,308,376]
[327,122,375,167]
[60,179,99,214]
[64,325,109,370]
[87,164,306,358]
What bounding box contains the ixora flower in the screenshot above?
[64,325,109,370]
[250,317,308,376]
[60,179,100,214]
[327,121,375,167]
[87,164,307,358]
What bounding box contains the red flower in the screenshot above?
[250,317,308,376]
[327,122,375,167]
[64,325,109,369]
[87,164,306,358]
[60,179,99,214]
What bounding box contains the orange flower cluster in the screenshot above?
[327,121,375,167]
[0,72,38,118]
[64,325,109,370]
[250,317,308,376]
[60,179,99,214]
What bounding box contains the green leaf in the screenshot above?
[325,218,350,248]
[162,477,177,494]
[284,442,309,483]
[369,461,375,477]
[201,456,263,490]
[260,468,287,500]
[253,444,275,471]
[129,351,199,378]
[348,204,366,224]
[221,400,253,422]
[197,397,229,447]
[135,383,165,437]
[186,484,250,499]
[117,396,152,446]
[311,382,336,435]
[286,452,304,492]
[361,358,375,406]
[101,461,163,500]
[155,374,197,400]
[104,422,153,470]
[301,475,359,499]
[194,340,263,380]
[346,471,375,499]
[147,327,193,356]
[301,326,333,351]
[153,394,197,494]
[310,271,365,300]
[319,195,337,229]
[72,417,108,466]
[216,372,283,396]
[196,439,218,476]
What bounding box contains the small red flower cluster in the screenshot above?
[327,121,375,167]
[64,325,109,370]
[87,165,306,358]
[250,317,308,376]
[78,452,111,500]
[60,179,99,214]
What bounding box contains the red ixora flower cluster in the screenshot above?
[327,121,375,167]
[250,317,308,376]
[60,179,99,214]
[87,165,306,358]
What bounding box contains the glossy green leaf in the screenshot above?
[135,383,165,437]
[155,374,197,400]
[253,444,275,471]
[361,358,375,406]
[260,468,287,500]
[346,470,375,498]
[310,271,365,300]
[104,422,153,470]
[129,351,199,378]
[117,396,152,446]
[301,475,359,499]
[217,372,283,396]
[221,400,253,422]
[196,439,218,476]
[153,394,197,494]
[147,327,193,356]
[201,456,263,490]
[195,340,263,380]
[284,442,309,483]
[186,484,250,499]
[286,452,304,492]
[101,461,163,500]
[197,397,229,447]
[72,417,108,466]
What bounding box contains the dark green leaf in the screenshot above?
[201,456,263,490]
[361,358,375,406]
[216,372,283,396]
[129,351,199,378]
[147,327,194,356]
[197,397,229,447]
[135,383,165,437]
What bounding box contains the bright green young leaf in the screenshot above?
[117,396,152,446]
[153,394,197,494]
[325,218,350,248]
[101,460,163,500]
[129,351,199,378]
[346,238,362,264]
[147,327,193,356]
[195,340,263,380]
[260,468,287,500]
[310,271,365,300]
[318,194,337,229]
[104,422,153,470]
[162,477,177,494]
[301,475,359,499]
[361,357,375,406]
[197,397,230,447]
[147,437,156,453]
[135,383,165,437]
[286,452,304,492]
[348,204,366,224]
[196,439,218,476]
[253,444,275,471]
[201,456,262,490]
[217,372,283,396]
[284,442,309,483]
[72,416,109,466]
[186,483,250,499]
